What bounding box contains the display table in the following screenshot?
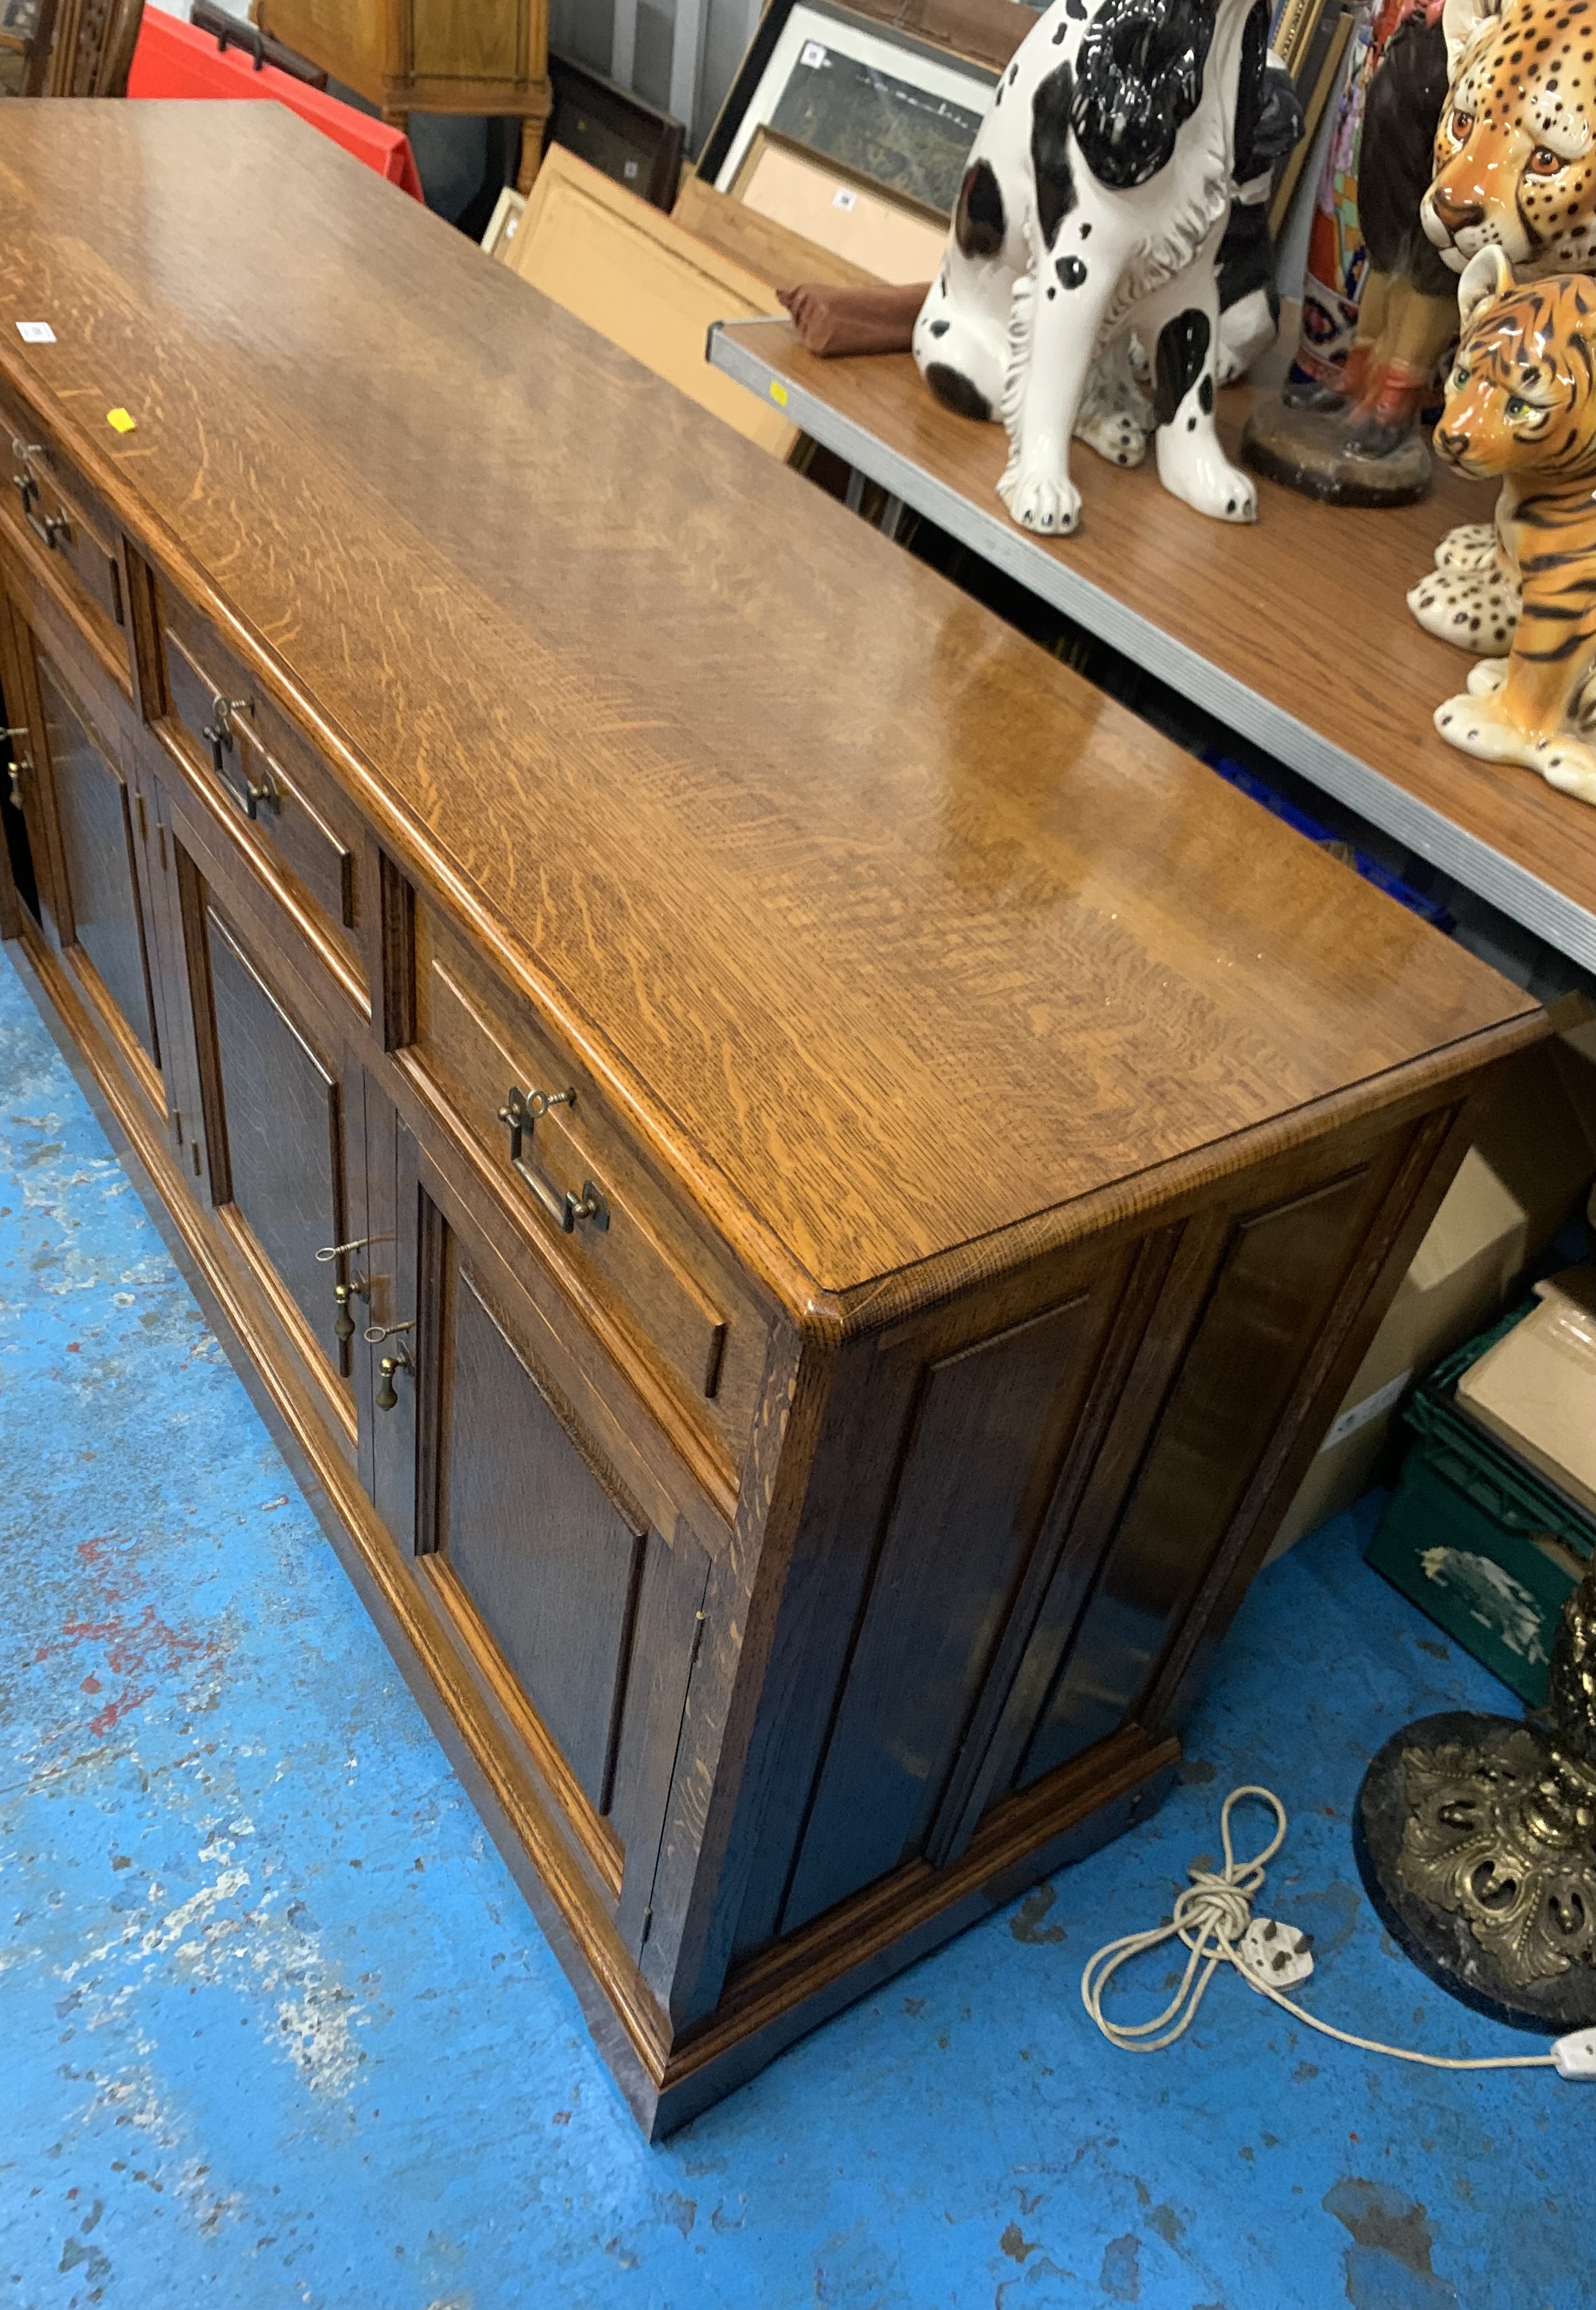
[709,318,1596,973]
[0,104,1544,2133]
[127,10,424,199]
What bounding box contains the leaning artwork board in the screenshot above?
[708,316,1596,972]
[505,145,799,457]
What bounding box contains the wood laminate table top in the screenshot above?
[710,317,1596,974]
[0,107,1540,1302]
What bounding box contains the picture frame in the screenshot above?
[481,184,527,262]
[546,48,686,214]
[728,124,949,282]
[672,175,880,292]
[696,0,1001,224]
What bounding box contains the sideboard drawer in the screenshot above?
[154,579,365,997]
[410,898,769,1466]
[0,386,127,668]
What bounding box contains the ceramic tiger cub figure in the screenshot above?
[1411,0,1596,647]
[1429,247,1596,804]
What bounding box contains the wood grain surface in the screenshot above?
[0,107,1539,1297]
[711,319,1596,942]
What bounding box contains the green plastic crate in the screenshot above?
[1363,1304,1594,1706]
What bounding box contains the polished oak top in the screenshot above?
[0,107,1539,1298]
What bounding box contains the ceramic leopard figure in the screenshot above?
[1410,0,1596,650]
[911,0,1268,536]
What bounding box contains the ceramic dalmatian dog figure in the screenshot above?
[912,0,1267,535]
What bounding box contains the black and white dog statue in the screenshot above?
[911,0,1288,535]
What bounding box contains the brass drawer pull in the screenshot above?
[10,440,70,551]
[497,1083,610,1234]
[202,692,280,822]
[364,1318,415,1411]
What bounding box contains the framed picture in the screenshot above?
[547,50,686,214]
[481,185,527,262]
[729,126,949,283]
[697,0,1000,222]
[0,0,49,97]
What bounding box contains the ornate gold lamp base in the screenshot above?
[1354,1562,1596,2032]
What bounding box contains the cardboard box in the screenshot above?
[1268,1000,1596,1559]
[1457,1267,1596,1519]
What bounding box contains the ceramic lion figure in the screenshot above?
[1429,248,1596,806]
[1410,0,1596,648]
[911,0,1270,536]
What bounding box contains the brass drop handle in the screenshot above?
[496,1083,610,1235]
[332,1278,369,1342]
[316,1237,373,1342]
[365,1319,415,1412]
[203,692,279,822]
[1,726,30,812]
[10,440,70,550]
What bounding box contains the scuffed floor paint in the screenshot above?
[0,945,1590,2310]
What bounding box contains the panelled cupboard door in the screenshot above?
[171,839,364,1462]
[374,1162,711,1944]
[1,604,163,1109]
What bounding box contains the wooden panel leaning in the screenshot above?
[0,107,1550,2134]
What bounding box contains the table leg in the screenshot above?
[514,85,553,195]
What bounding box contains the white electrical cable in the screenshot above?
[1081,1786,1562,2073]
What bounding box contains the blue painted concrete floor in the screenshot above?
[0,941,1590,2310]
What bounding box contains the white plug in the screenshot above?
[1552,2029,1596,2079]
[1239,1916,1314,1989]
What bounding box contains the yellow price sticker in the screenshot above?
[769,382,789,408]
[106,407,136,434]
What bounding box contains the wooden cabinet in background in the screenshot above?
[255,0,552,190]
[0,108,1554,2135]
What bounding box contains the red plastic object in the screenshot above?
[127,10,424,200]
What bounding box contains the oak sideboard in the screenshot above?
[0,107,1545,2134]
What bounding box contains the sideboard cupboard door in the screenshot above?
[131,767,213,1192]
[39,659,160,1072]
[378,1173,713,1932]
[776,1277,1129,1936]
[1,616,163,1113]
[0,592,44,931]
[1016,1154,1401,1788]
[174,854,361,1458]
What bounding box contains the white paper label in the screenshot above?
[800,40,828,67]
[624,159,639,179]
[1319,1368,1413,1453]
[16,321,56,344]
[832,186,858,211]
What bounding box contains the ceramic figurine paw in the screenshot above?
[1466,657,1508,696]
[998,457,1082,535]
[1535,734,1596,803]
[1075,404,1147,469]
[1434,522,1498,572]
[1407,564,1520,654]
[1159,444,1257,524]
[1433,694,1524,760]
